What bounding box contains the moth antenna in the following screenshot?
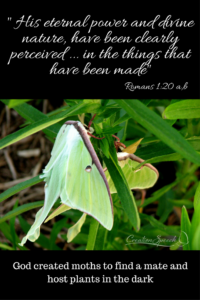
[112,134,120,142]
[88,114,97,130]
[112,135,126,150]
[87,132,105,140]
[117,141,126,148]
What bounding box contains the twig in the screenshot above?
[4,149,17,180]
[32,155,45,177]
[17,149,41,158]
[5,106,11,132]
[15,135,34,146]
[19,192,44,204]
[43,99,48,114]
[0,107,5,127]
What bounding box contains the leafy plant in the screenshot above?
[0,99,199,250]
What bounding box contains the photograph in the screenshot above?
[0,99,199,251]
[1,2,200,299]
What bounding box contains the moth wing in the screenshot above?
[61,131,113,230]
[44,124,71,174]
[19,149,68,246]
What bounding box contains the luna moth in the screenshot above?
[19,121,113,246]
[104,137,159,194]
[105,152,159,194]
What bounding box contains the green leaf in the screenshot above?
[0,201,44,224]
[61,231,88,245]
[0,102,92,150]
[0,175,43,203]
[156,191,174,223]
[184,181,200,199]
[101,99,110,106]
[93,225,108,250]
[101,126,123,134]
[194,182,200,210]
[140,213,180,236]
[64,99,83,105]
[190,202,200,250]
[114,100,200,165]
[0,242,14,250]
[107,215,119,244]
[86,218,99,250]
[1,99,32,108]
[96,107,120,119]
[133,137,200,165]
[0,222,27,250]
[171,99,183,104]
[117,109,129,142]
[168,199,194,209]
[113,113,131,126]
[104,153,140,231]
[99,137,110,159]
[134,153,191,170]
[181,206,191,250]
[139,99,152,106]
[86,217,108,250]
[192,224,200,250]
[163,100,200,119]
[10,200,19,250]
[50,217,68,249]
[83,99,101,104]
[164,119,177,127]
[5,101,62,138]
[149,99,171,107]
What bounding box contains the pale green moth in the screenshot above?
[105,138,159,194]
[19,121,113,246]
[105,152,159,194]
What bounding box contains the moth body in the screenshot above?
[60,121,113,230]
